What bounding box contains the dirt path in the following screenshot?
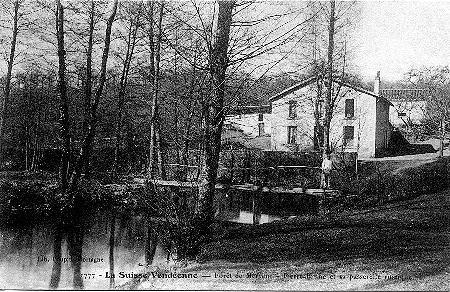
[134,188,450,290]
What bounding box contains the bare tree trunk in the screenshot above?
[49,225,62,289]
[323,0,335,156]
[50,3,73,287]
[439,118,445,157]
[55,0,71,190]
[314,76,323,150]
[145,225,158,266]
[142,2,162,261]
[113,14,139,175]
[155,122,165,177]
[52,0,118,289]
[82,0,95,178]
[144,3,165,262]
[195,0,235,229]
[147,1,165,179]
[0,0,20,165]
[109,214,115,289]
[70,0,119,189]
[143,1,155,173]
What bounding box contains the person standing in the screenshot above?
[321,152,333,189]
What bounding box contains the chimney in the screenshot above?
[374,71,381,95]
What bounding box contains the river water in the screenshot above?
[0,189,314,289]
[0,211,171,289]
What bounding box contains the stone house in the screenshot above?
[224,73,394,158]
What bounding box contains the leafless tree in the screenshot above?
[194,0,235,229]
[406,66,450,157]
[50,0,119,289]
[0,0,20,164]
[144,0,166,179]
[49,1,70,287]
[112,1,142,175]
[323,0,336,155]
[302,1,358,155]
[155,0,316,242]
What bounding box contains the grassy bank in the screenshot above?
[330,156,450,212]
[195,157,449,263]
[128,186,449,290]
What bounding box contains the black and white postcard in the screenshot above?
[0,0,448,290]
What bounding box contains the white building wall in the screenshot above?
[389,100,426,127]
[225,113,272,138]
[225,80,390,158]
[270,83,380,158]
[270,86,316,151]
[356,93,377,158]
[328,88,377,158]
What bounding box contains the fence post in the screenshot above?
[252,163,267,225]
[252,185,262,225]
[230,151,235,183]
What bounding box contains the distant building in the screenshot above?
[224,72,394,158]
[224,105,272,139]
[221,124,271,150]
[380,88,428,128]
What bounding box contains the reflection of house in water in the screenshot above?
[224,72,394,158]
[214,188,318,225]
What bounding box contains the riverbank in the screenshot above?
[124,155,450,290]
[131,186,449,290]
[1,155,449,290]
[0,171,150,227]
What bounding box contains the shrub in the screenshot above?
[0,172,132,226]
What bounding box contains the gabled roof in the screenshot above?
[268,76,317,102]
[226,105,271,115]
[380,89,429,101]
[269,75,393,106]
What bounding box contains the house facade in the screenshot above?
[269,74,392,157]
[224,73,394,158]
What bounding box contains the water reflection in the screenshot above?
[215,189,318,224]
[0,189,317,289]
[223,210,281,224]
[0,212,169,290]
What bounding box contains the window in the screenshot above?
[258,113,264,121]
[287,126,297,144]
[345,99,355,118]
[258,123,264,136]
[343,126,354,147]
[288,100,297,119]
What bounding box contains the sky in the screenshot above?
[354,0,450,82]
[1,1,450,84]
